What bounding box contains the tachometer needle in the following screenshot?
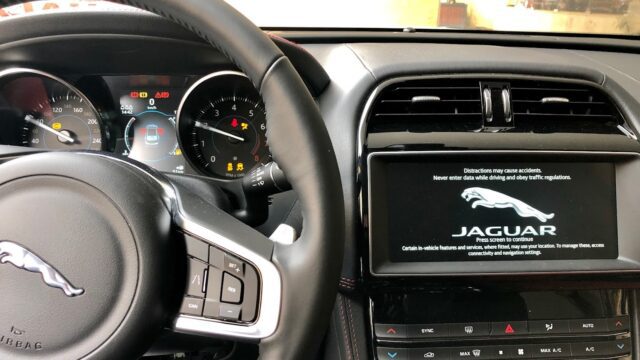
[24,115,75,144]
[194,121,245,142]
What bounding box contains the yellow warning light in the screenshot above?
[241,122,249,130]
[227,162,233,172]
[236,162,244,171]
[52,122,62,130]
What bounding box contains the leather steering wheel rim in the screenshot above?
[0,1,345,359]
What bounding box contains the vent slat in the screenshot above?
[513,102,612,116]
[381,99,480,103]
[513,100,606,105]
[376,113,482,117]
[392,86,479,90]
[510,87,590,92]
[515,114,617,120]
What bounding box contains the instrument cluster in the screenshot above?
[0,69,271,179]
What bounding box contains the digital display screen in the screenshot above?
[104,75,196,174]
[370,158,618,263]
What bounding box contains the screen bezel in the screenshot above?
[367,150,640,276]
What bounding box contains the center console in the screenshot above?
[359,75,640,360]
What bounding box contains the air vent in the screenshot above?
[368,78,483,133]
[366,77,631,136]
[510,79,624,134]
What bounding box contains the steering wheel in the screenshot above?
[0,1,344,359]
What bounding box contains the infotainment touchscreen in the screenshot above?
[370,158,618,263]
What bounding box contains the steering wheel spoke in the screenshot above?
[169,182,281,340]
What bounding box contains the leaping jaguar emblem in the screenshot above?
[461,187,555,223]
[0,241,84,297]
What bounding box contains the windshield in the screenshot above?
[226,0,640,36]
[1,0,639,36]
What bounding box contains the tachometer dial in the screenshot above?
[190,96,268,178]
[177,72,271,178]
[22,94,103,150]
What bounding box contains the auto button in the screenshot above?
[569,318,608,333]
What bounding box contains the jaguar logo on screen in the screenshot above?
[0,241,84,297]
[461,187,555,223]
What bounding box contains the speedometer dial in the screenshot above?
[177,72,271,179]
[22,94,103,150]
[0,68,104,151]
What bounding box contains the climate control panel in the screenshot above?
[371,289,633,360]
[376,317,631,359]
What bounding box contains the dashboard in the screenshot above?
[0,68,270,178]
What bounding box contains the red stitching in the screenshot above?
[347,298,360,360]
[337,295,353,360]
[339,277,357,290]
